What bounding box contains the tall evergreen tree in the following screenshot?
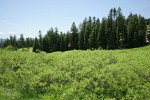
[139,15,147,46]
[79,18,87,50]
[127,14,140,47]
[25,37,34,48]
[46,28,59,52]
[92,17,96,29]
[94,18,101,49]
[25,37,30,48]
[89,17,99,49]
[18,34,25,48]
[13,35,17,48]
[127,13,133,24]
[8,35,17,48]
[116,7,127,48]
[3,39,10,47]
[70,22,78,49]
[106,9,116,49]
[127,16,134,48]
[9,35,13,46]
[42,36,49,53]
[98,18,107,49]
[133,15,140,47]
[89,27,95,49]
[59,32,65,51]
[65,31,70,50]
[54,28,60,51]
[39,30,43,51]
[33,37,39,52]
[84,17,92,49]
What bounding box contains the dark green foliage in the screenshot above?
[93,18,100,49]
[79,18,87,50]
[147,24,150,44]
[116,7,127,48]
[127,13,134,48]
[65,32,71,50]
[45,28,60,52]
[89,17,99,49]
[25,37,34,48]
[70,22,79,50]
[106,9,117,49]
[89,28,95,49]
[127,14,140,47]
[84,17,92,49]
[1,7,149,52]
[59,32,65,51]
[18,34,25,48]
[42,37,49,53]
[145,18,150,25]
[39,31,43,51]
[33,37,39,52]
[9,35,17,48]
[98,18,107,49]
[133,15,140,47]
[139,15,147,46]
[147,33,150,44]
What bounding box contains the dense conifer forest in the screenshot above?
[1,7,150,52]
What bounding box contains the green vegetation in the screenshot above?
[1,7,149,53]
[0,46,150,99]
[0,7,150,100]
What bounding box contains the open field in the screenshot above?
[0,46,150,100]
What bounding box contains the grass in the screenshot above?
[0,46,150,99]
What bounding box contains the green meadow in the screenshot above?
[0,46,150,100]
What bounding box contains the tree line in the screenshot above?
[1,34,34,49]
[1,7,150,52]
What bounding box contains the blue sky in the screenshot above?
[0,0,150,39]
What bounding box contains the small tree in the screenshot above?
[33,37,39,52]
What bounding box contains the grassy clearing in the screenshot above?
[0,46,150,99]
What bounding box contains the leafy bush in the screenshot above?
[0,46,150,99]
[4,45,16,51]
[18,48,29,52]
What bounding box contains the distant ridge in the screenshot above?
[0,38,6,42]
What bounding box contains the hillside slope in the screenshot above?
[0,46,150,100]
